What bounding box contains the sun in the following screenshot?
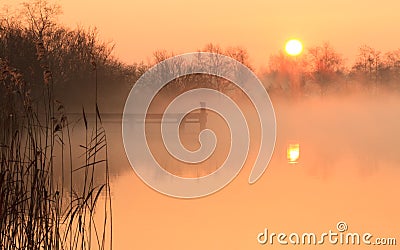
[285,39,303,56]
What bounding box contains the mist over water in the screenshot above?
[102,87,400,178]
[273,90,400,177]
[96,86,400,249]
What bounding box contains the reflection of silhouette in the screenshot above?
[67,109,208,133]
[133,103,209,134]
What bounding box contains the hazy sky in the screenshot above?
[60,0,400,68]
[3,0,399,68]
[57,0,400,68]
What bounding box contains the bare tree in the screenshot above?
[22,0,61,40]
[307,42,344,94]
[384,49,400,82]
[225,46,252,70]
[199,43,232,92]
[266,50,307,96]
[352,45,383,84]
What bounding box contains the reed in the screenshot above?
[0,36,112,250]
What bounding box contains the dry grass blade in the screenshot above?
[73,160,107,172]
[82,107,88,130]
[96,104,102,124]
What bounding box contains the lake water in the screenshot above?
[85,91,400,249]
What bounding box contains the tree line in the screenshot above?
[265,42,400,96]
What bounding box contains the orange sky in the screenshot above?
[3,0,400,68]
[59,0,400,68]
